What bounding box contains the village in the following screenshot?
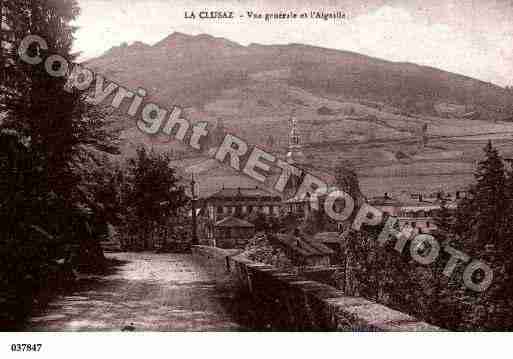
[108,115,465,271]
[3,0,513,340]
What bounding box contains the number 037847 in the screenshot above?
[10,344,42,352]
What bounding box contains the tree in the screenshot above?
[277,211,301,233]
[124,147,188,249]
[443,141,513,329]
[335,163,365,225]
[433,198,455,241]
[301,209,324,235]
[2,1,118,196]
[246,210,269,233]
[502,163,513,256]
[470,141,506,259]
[0,0,120,325]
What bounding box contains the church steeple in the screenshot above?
[289,116,300,148]
[286,111,306,165]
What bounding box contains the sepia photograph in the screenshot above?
[2,0,513,355]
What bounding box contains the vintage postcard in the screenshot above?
[2,0,513,354]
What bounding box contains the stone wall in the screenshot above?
[192,245,441,331]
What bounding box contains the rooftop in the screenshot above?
[273,231,334,258]
[313,232,343,244]
[214,216,255,228]
[370,191,464,209]
[368,195,402,207]
[208,187,281,200]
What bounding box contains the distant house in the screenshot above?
[213,216,255,249]
[270,231,334,266]
[285,186,358,232]
[369,192,462,233]
[367,193,402,217]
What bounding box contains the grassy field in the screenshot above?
[115,70,513,199]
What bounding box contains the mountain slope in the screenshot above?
[86,33,513,197]
[87,32,513,120]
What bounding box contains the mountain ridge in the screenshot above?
[88,32,513,120]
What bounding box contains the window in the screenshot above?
[426,221,430,228]
[217,206,223,214]
[298,206,305,216]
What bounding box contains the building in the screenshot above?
[283,194,311,220]
[279,113,358,233]
[369,192,461,233]
[270,230,334,266]
[205,186,282,223]
[281,113,327,220]
[284,185,357,233]
[213,216,255,249]
[367,193,402,217]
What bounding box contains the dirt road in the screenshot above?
[26,252,246,331]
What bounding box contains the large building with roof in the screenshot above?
[204,186,283,223]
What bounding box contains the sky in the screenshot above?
[73,0,513,86]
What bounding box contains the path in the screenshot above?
[26,252,246,331]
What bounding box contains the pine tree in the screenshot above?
[455,141,512,329]
[497,160,513,316]
[433,198,455,241]
[471,141,506,260]
[502,163,513,255]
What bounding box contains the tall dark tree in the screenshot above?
[433,198,455,241]
[470,141,506,260]
[125,147,188,250]
[2,0,118,247]
[335,163,365,228]
[0,0,119,326]
[2,1,118,195]
[502,162,513,255]
[448,141,512,329]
